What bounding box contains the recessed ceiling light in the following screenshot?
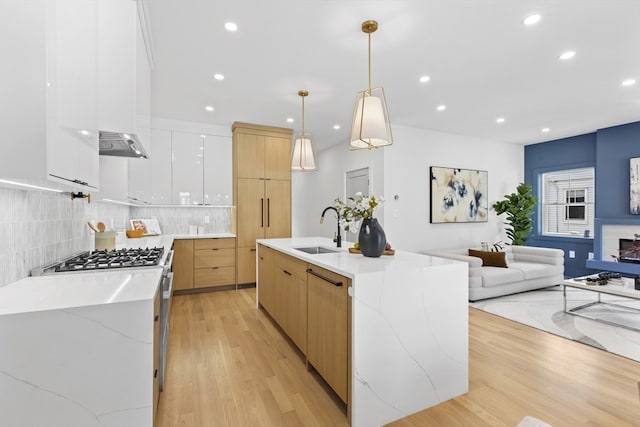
[523,14,541,26]
[437,105,446,111]
[559,51,576,61]
[496,117,505,124]
[622,78,637,87]
[333,124,341,130]
[214,74,224,81]
[205,105,214,112]
[542,127,550,133]
[224,22,238,32]
[286,117,294,123]
[419,75,430,83]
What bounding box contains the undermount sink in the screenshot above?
[294,246,339,255]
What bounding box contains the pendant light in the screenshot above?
[349,20,393,150]
[291,90,319,171]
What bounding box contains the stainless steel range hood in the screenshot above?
[99,131,149,158]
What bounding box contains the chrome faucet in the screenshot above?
[320,206,341,248]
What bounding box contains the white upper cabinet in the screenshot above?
[203,134,233,206]
[97,0,151,152]
[0,0,99,191]
[171,131,205,205]
[127,128,172,205]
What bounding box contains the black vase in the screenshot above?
[358,218,386,257]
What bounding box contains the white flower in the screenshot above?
[334,194,384,232]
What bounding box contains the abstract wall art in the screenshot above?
[430,166,488,223]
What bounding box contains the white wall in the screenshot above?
[292,124,524,252]
[383,125,523,252]
[292,142,384,244]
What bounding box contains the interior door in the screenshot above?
[346,167,369,199]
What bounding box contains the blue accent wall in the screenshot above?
[524,121,640,278]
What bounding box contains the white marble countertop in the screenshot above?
[0,268,163,316]
[257,236,462,279]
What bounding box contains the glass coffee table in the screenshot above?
[563,276,640,332]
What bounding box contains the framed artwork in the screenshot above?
[430,166,488,223]
[631,157,640,214]
[130,218,162,235]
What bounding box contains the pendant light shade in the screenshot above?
[349,20,393,150]
[292,90,318,171]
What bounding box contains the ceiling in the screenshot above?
[149,0,640,151]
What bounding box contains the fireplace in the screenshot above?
[619,238,640,264]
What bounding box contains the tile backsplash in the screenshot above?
[0,188,233,287]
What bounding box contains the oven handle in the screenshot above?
[163,272,174,296]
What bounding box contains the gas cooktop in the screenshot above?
[30,247,166,276]
[54,247,165,272]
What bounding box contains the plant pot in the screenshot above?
[358,218,386,257]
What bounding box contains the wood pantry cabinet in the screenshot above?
[172,238,236,291]
[256,245,351,408]
[233,122,292,284]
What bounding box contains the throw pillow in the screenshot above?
[468,249,509,268]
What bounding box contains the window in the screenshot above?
[564,189,587,222]
[541,168,594,237]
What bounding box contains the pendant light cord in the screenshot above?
[367,32,372,95]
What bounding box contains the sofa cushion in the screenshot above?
[469,249,508,268]
[482,267,525,287]
[509,262,559,280]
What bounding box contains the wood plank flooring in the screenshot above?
[156,288,640,427]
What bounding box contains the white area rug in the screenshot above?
[470,285,640,362]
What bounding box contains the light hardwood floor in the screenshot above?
[156,288,640,427]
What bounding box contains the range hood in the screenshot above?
[99,131,149,158]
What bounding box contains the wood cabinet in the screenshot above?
[153,287,160,420]
[257,244,274,314]
[272,251,308,353]
[194,238,236,288]
[233,122,292,284]
[172,238,236,291]
[172,239,195,291]
[0,0,99,191]
[307,265,350,403]
[256,247,351,408]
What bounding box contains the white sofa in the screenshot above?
[423,246,564,301]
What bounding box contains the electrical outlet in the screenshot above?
[588,252,594,260]
[569,250,575,258]
[204,216,210,224]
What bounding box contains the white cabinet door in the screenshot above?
[203,134,233,205]
[98,155,128,201]
[0,0,99,191]
[97,0,151,152]
[171,131,204,205]
[47,0,99,189]
[150,129,172,204]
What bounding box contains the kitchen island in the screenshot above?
[256,237,469,427]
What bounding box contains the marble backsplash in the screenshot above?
[0,188,232,287]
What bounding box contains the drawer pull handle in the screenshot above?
[283,270,292,276]
[306,268,343,287]
[250,248,257,252]
[211,267,219,270]
[211,248,219,251]
[154,369,158,378]
[154,315,159,321]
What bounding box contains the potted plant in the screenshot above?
[492,183,536,246]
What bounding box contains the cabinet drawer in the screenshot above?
[194,238,235,250]
[194,248,235,268]
[275,252,308,279]
[194,266,236,287]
